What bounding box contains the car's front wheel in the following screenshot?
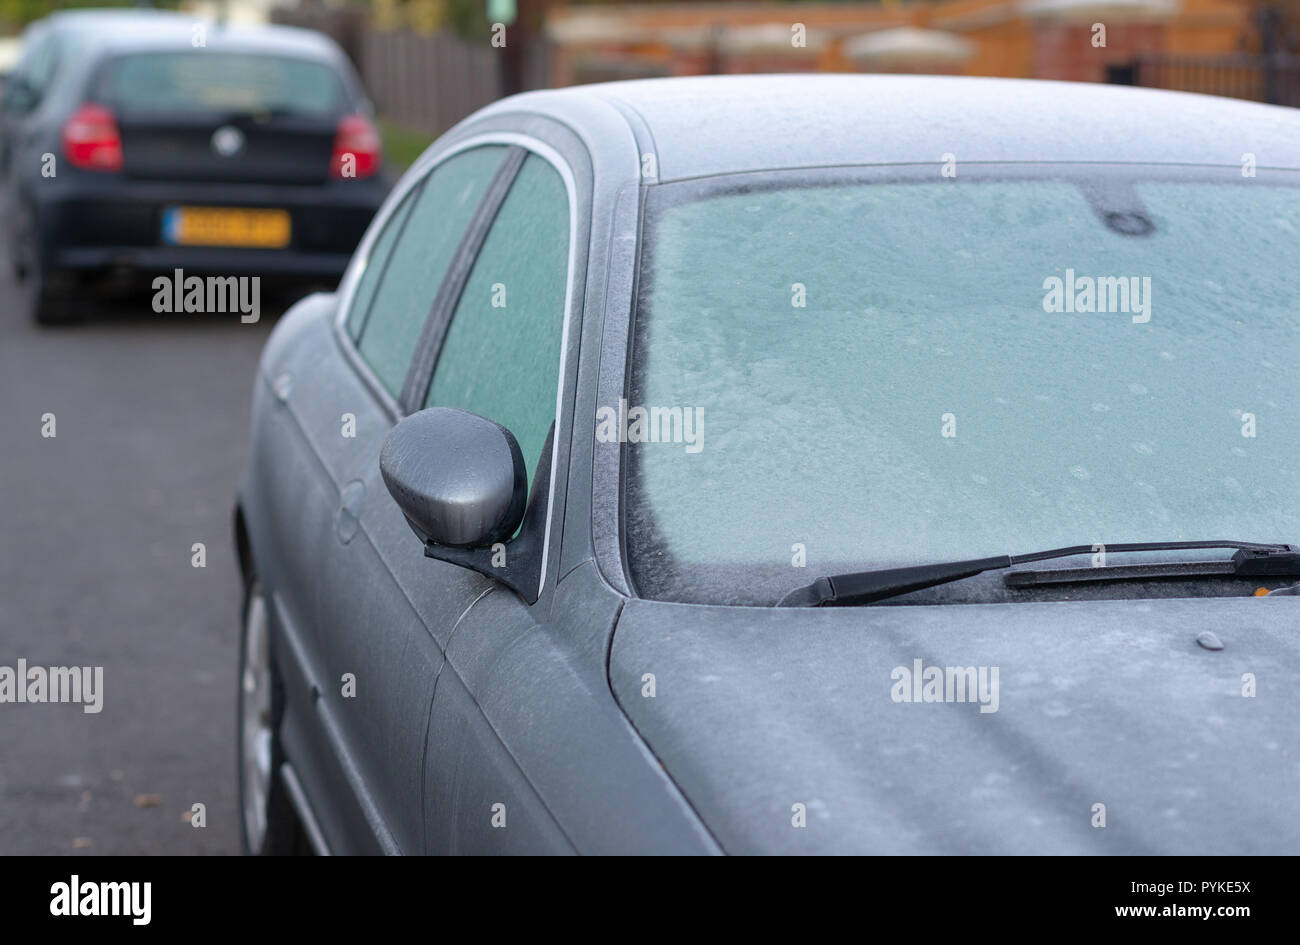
[237,578,310,855]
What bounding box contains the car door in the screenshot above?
[306,143,517,853]
[404,139,718,853]
[399,150,580,852]
[0,26,55,227]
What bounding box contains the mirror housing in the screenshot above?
[2,76,36,114]
[380,407,550,604]
[380,407,526,547]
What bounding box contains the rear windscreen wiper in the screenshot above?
[776,540,1300,607]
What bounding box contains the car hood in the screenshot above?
[608,594,1300,853]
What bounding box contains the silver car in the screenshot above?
[235,74,1300,854]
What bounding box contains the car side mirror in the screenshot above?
[379,407,550,604]
[3,76,36,114]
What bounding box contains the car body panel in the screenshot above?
[244,300,718,853]
[239,296,378,851]
[430,559,720,853]
[245,294,496,854]
[240,98,714,849]
[35,175,376,274]
[609,595,1300,854]
[237,75,1300,854]
[481,74,1300,182]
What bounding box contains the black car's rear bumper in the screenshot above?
[52,245,354,278]
[32,171,385,280]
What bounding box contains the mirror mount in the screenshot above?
[416,424,552,605]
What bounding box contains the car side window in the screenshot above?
[5,31,56,113]
[351,145,507,398]
[423,153,570,485]
[25,35,59,97]
[345,185,417,342]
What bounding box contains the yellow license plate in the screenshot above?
[162,206,291,249]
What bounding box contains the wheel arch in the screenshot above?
[233,502,252,586]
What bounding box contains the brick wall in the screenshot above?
[1032,21,1167,83]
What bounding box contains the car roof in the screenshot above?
[477,74,1300,181]
[43,8,344,63]
[46,8,188,24]
[41,7,195,38]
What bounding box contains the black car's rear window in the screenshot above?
[104,52,344,117]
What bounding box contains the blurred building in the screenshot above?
[544,0,1266,88]
[260,0,1300,135]
[183,0,283,26]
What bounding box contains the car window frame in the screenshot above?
[332,130,584,603]
[5,26,57,113]
[331,140,496,421]
[347,175,423,345]
[397,145,528,410]
[614,160,1300,606]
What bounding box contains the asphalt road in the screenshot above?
[0,258,290,854]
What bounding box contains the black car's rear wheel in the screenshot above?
[237,578,310,855]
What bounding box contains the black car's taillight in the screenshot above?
[330,114,382,179]
[62,103,124,172]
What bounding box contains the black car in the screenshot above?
[0,9,386,324]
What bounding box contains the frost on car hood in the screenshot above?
[609,594,1300,854]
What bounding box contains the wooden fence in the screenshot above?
[271,5,503,136]
[361,28,501,136]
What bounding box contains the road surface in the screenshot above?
[0,262,292,855]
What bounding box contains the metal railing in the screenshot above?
[1108,54,1300,108]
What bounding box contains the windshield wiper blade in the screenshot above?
[1003,549,1300,587]
[776,540,1300,607]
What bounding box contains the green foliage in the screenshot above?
[563,0,864,3]
[378,117,435,172]
[1,0,184,33]
[442,0,490,39]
